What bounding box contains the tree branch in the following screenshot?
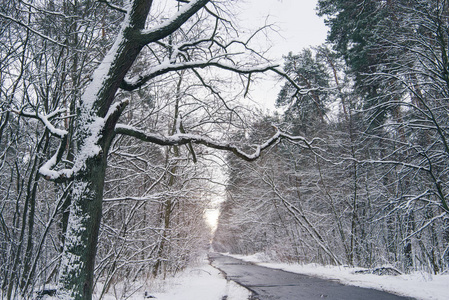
[114,124,314,161]
[98,0,127,13]
[121,60,281,91]
[0,11,66,48]
[13,108,68,138]
[130,0,210,45]
[37,100,129,182]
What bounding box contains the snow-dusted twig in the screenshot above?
[402,212,446,242]
[98,0,127,13]
[345,157,431,172]
[0,12,67,47]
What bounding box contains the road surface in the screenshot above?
[208,253,414,300]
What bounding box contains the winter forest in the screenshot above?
[1,0,449,299]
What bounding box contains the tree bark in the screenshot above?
[57,155,108,299]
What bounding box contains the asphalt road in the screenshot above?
[208,253,414,300]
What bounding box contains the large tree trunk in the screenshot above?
[55,2,148,298]
[57,154,108,299]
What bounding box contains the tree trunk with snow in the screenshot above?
[55,3,148,298]
[57,158,108,299]
[53,1,205,298]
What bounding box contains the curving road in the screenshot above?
[208,253,414,300]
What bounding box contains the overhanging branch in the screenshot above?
[131,0,210,45]
[115,124,314,161]
[121,60,282,91]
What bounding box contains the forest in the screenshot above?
[0,0,448,299]
[215,0,449,274]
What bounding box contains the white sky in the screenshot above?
[239,0,327,58]
[236,0,328,110]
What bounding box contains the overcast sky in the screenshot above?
[236,0,328,110]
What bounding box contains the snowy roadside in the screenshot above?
[96,257,251,300]
[228,253,448,300]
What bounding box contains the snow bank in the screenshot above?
[149,264,250,300]
[97,258,251,300]
[228,253,448,300]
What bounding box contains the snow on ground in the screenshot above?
[98,257,251,300]
[40,253,446,300]
[148,263,251,300]
[228,253,448,300]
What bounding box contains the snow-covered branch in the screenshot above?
[121,60,281,91]
[38,100,129,182]
[402,212,447,242]
[114,124,313,161]
[130,0,210,45]
[38,139,73,181]
[13,108,68,138]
